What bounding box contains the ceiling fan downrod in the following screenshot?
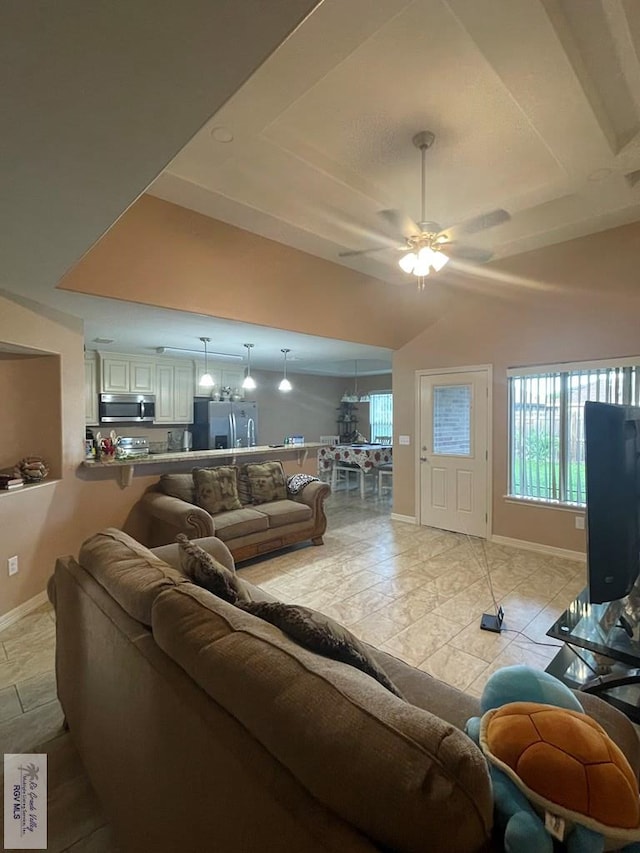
[413,131,435,226]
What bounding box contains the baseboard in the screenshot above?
[390,513,417,524]
[490,534,586,564]
[0,590,49,633]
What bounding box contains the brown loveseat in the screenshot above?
[49,528,640,853]
[140,464,330,562]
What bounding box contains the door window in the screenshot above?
[432,384,472,456]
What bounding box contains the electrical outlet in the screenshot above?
[575,516,585,530]
[7,555,18,576]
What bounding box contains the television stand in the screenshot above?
[546,587,640,723]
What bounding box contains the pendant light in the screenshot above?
[278,348,292,392]
[341,360,362,403]
[242,343,256,390]
[198,337,215,388]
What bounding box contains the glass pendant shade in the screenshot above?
[242,343,256,390]
[278,348,292,392]
[398,246,449,277]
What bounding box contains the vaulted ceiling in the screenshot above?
[3,1,640,374]
[152,0,640,284]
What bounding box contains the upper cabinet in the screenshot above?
[101,355,156,394]
[84,353,99,425]
[155,362,194,424]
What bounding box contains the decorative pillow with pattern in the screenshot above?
[238,600,403,697]
[287,473,319,495]
[245,461,287,505]
[193,466,242,515]
[176,534,251,603]
[236,464,253,505]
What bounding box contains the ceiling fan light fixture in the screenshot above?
[398,252,417,273]
[430,248,450,272]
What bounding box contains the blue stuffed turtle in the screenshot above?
[465,665,640,853]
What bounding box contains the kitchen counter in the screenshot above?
[81,443,322,487]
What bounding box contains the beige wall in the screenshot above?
[59,195,439,350]
[393,220,640,551]
[0,295,181,617]
[0,354,61,477]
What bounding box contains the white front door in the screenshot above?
[419,370,489,537]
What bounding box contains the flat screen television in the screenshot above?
[585,400,640,604]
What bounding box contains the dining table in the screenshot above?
[317,444,393,495]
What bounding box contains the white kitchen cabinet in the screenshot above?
[100,355,156,394]
[221,367,245,395]
[174,365,195,422]
[130,359,156,393]
[154,361,194,424]
[84,355,99,425]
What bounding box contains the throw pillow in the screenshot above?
[238,601,403,697]
[176,534,251,604]
[287,473,319,495]
[193,466,242,515]
[159,472,195,504]
[236,465,253,505]
[245,461,287,505]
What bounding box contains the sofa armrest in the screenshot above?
[141,491,214,544]
[290,480,330,511]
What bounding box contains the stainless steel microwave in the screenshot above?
[99,393,155,423]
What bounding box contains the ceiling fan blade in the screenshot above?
[457,208,511,236]
[378,209,420,239]
[442,243,494,263]
[338,245,402,258]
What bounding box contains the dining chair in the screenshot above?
[378,462,393,495]
[374,436,392,445]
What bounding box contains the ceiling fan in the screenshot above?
[339,131,510,289]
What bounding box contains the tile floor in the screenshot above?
[0,488,586,850]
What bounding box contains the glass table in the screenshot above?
[546,586,640,722]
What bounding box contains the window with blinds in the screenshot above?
[508,360,640,506]
[369,392,393,443]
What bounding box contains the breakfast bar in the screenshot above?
[82,442,322,488]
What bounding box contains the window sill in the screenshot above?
[504,495,585,513]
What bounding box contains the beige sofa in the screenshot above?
[49,528,640,853]
[140,471,330,562]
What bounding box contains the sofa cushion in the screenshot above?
[213,507,269,542]
[78,528,186,626]
[176,535,251,604]
[159,472,195,504]
[253,499,312,528]
[193,466,242,514]
[238,601,402,697]
[245,461,287,505]
[152,585,493,853]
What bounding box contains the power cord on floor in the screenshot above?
[462,532,564,649]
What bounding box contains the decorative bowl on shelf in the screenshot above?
[18,456,49,482]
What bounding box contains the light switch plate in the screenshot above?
[399,435,410,446]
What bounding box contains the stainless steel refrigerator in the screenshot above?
[192,399,258,450]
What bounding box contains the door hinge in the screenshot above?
[485,450,488,460]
